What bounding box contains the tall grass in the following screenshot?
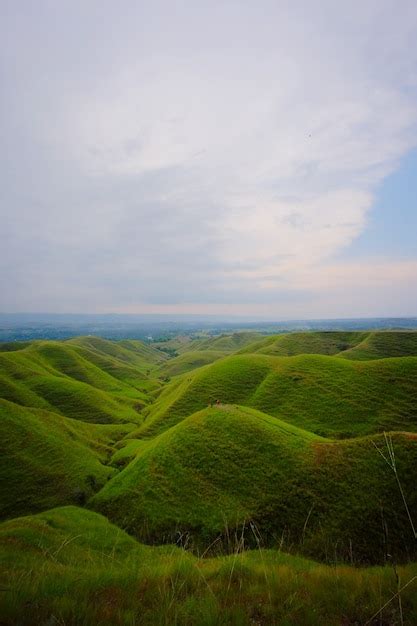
[2,506,417,625]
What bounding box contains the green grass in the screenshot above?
[157,350,226,377]
[1,332,417,624]
[181,331,263,353]
[338,331,417,360]
[2,506,417,626]
[0,398,136,519]
[92,405,417,563]
[136,353,417,438]
[155,331,263,356]
[238,330,417,360]
[67,336,167,370]
[111,438,149,466]
[0,340,157,423]
[238,331,367,356]
[0,341,32,352]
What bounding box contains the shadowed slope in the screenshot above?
[136,354,417,438]
[2,506,417,626]
[0,399,133,519]
[92,405,417,563]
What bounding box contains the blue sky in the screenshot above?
[342,148,417,260]
[1,0,417,318]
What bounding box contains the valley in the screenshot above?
[1,330,417,624]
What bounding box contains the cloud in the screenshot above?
[1,0,417,315]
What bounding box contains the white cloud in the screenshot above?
[1,0,417,314]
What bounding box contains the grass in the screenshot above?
[0,339,161,423]
[92,405,417,563]
[110,438,149,466]
[238,331,368,356]
[180,332,263,354]
[157,350,227,377]
[238,330,417,360]
[338,331,417,360]
[1,331,417,624]
[136,353,417,438]
[67,336,167,371]
[0,398,136,519]
[1,506,417,625]
[154,331,263,356]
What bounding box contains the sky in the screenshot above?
[1,0,417,318]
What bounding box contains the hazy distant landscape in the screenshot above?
[2,313,417,342]
[1,324,417,624]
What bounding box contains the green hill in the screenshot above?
[337,331,417,360]
[66,336,166,390]
[157,349,226,377]
[162,331,263,355]
[136,353,417,438]
[92,404,417,563]
[238,330,417,360]
[2,332,417,624]
[155,332,265,378]
[68,336,167,370]
[238,331,366,356]
[2,506,416,626]
[0,398,134,519]
[0,340,155,423]
[0,341,32,352]
[187,331,262,352]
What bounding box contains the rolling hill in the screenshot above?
[155,331,263,356]
[135,353,417,438]
[0,398,134,519]
[2,330,417,624]
[337,330,417,360]
[238,331,367,356]
[92,404,417,563]
[68,335,167,371]
[0,338,163,423]
[238,330,417,360]
[156,349,226,378]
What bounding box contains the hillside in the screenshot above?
[338,331,417,360]
[0,339,161,423]
[68,336,167,371]
[0,398,133,519]
[155,331,263,356]
[156,349,226,377]
[136,353,417,437]
[93,404,417,563]
[2,506,417,626]
[155,332,266,377]
[238,331,367,356]
[1,331,417,624]
[238,330,417,360]
[182,331,262,353]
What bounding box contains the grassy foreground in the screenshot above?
[1,506,417,626]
